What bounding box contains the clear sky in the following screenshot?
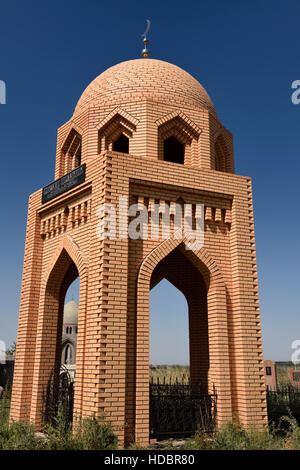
[1,0,299,361]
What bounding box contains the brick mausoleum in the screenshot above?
[10,58,267,445]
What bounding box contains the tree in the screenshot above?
[6,341,16,356]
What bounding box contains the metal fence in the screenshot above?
[0,388,11,426]
[149,377,217,440]
[267,384,300,426]
[43,365,74,427]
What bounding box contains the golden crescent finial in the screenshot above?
[141,19,151,58]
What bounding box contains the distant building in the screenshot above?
[264,360,277,390]
[289,368,300,387]
[0,302,78,390]
[61,301,78,381]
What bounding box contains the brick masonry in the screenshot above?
[10,58,267,445]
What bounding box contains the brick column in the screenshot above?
[229,180,267,426]
[10,190,43,423]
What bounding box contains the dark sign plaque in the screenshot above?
[42,164,86,204]
[293,371,300,382]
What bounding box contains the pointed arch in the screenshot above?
[61,122,83,150]
[61,340,75,365]
[60,125,83,175]
[96,107,139,130]
[134,233,232,443]
[156,111,202,136]
[97,108,138,154]
[137,231,226,295]
[30,236,88,425]
[42,234,87,289]
[213,132,233,173]
[156,112,201,166]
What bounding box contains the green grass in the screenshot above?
[185,422,286,450]
[3,395,300,449]
[0,389,117,450]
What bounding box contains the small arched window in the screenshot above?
[64,345,71,364]
[62,129,82,175]
[163,136,184,164]
[215,153,225,172]
[74,147,81,168]
[113,134,129,153]
[214,136,229,172]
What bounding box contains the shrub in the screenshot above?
[0,395,117,450]
[185,429,213,450]
[214,422,283,450]
[280,415,300,450]
[43,409,74,450]
[2,421,48,450]
[129,442,148,450]
[187,422,284,450]
[74,416,118,450]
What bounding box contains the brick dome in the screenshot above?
[63,301,78,324]
[74,59,216,116]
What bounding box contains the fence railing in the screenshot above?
[0,388,11,426]
[149,377,217,439]
[267,384,300,425]
[43,366,74,427]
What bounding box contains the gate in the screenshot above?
[149,378,217,440]
[43,365,74,427]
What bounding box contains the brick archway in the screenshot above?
[41,235,87,287]
[29,235,87,426]
[135,234,232,444]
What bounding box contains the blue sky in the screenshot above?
[0,0,299,361]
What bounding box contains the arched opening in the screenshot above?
[64,344,72,364]
[163,136,184,164]
[214,135,231,172]
[113,133,129,153]
[31,248,81,426]
[147,246,211,440]
[61,129,82,175]
[97,111,137,153]
[60,277,79,377]
[150,279,189,379]
[150,247,209,390]
[215,152,225,172]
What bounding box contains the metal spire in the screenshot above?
[141,19,151,58]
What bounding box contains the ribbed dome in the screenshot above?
[74,59,216,116]
[63,301,78,324]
